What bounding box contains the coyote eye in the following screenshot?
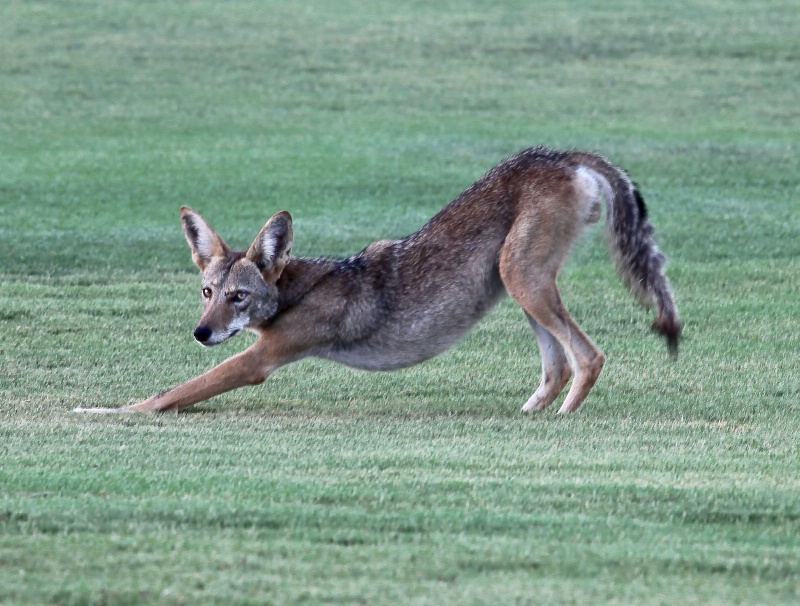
[202,287,212,299]
[233,291,249,302]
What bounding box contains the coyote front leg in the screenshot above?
[74,337,282,413]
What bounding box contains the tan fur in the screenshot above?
[74,148,680,415]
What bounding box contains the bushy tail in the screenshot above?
[580,155,682,354]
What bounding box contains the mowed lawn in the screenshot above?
[1,1,799,604]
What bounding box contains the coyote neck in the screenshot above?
[275,256,341,310]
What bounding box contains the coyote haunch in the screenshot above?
[75,147,681,415]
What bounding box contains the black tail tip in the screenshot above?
[652,316,682,358]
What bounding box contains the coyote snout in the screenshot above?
[76,147,681,415]
[193,324,241,346]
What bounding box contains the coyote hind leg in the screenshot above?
[521,314,573,412]
[515,285,605,413]
[501,259,605,413]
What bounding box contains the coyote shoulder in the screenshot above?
[75,147,681,415]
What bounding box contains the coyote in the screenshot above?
[75,147,680,415]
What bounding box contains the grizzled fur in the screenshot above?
[75,147,681,415]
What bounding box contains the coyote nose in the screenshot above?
[193,326,213,343]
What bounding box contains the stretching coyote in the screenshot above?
[75,147,681,415]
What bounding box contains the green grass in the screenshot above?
[1,1,799,604]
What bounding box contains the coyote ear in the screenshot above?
[180,207,231,271]
[246,211,293,283]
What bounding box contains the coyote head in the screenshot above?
[180,207,293,347]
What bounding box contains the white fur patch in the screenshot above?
[202,317,248,347]
[192,217,217,260]
[259,234,277,263]
[575,165,600,199]
[575,166,613,223]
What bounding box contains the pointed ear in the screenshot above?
[246,211,293,283]
[180,207,231,271]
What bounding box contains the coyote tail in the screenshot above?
[583,157,682,354]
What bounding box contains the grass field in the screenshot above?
[1,1,799,604]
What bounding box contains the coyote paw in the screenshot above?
[521,396,548,413]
